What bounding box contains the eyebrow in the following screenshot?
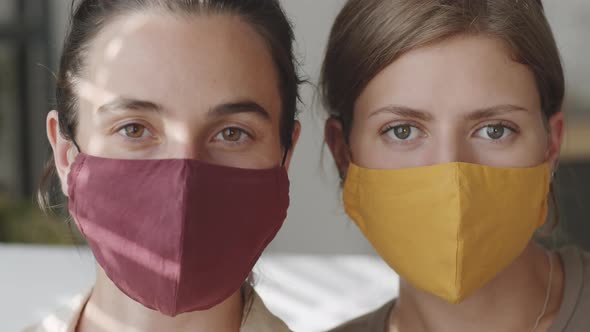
[97,97,163,114]
[96,98,271,122]
[369,104,529,122]
[464,104,529,121]
[208,101,271,121]
[369,105,434,121]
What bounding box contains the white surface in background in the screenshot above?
[544,0,590,113]
[267,0,379,255]
[254,255,398,331]
[0,245,398,332]
[0,1,15,23]
[0,245,96,331]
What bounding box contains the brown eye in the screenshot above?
[121,124,147,138]
[486,125,505,140]
[221,127,244,142]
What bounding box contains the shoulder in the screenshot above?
[559,246,590,295]
[327,300,395,332]
[22,291,91,332]
[554,246,590,331]
[241,288,291,332]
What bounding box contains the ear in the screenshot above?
[283,120,301,171]
[546,111,565,173]
[47,111,78,196]
[325,117,351,180]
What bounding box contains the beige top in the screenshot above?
[330,247,590,332]
[23,288,290,332]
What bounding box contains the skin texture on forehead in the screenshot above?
[74,11,284,167]
[349,34,552,170]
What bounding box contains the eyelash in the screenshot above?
[115,121,155,141]
[475,121,520,142]
[113,120,256,151]
[380,121,420,133]
[380,121,426,143]
[379,120,520,143]
[211,126,254,146]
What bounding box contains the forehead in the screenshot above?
[79,11,281,117]
[356,35,541,116]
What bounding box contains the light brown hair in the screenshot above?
[320,0,564,138]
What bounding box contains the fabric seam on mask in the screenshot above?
[174,161,190,314]
[72,155,86,234]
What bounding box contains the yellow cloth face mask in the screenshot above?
[343,162,550,304]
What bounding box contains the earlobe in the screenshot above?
[325,117,351,180]
[47,111,77,196]
[546,111,565,173]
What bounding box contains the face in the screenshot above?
[327,35,563,174]
[49,12,299,194]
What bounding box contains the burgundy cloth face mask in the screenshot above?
[67,153,289,316]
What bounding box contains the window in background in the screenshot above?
[0,1,16,24]
[0,0,52,199]
[0,43,20,197]
[545,0,590,120]
[0,0,78,245]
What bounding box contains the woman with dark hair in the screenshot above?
[27,1,301,331]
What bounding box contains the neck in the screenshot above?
[77,267,243,332]
[390,243,564,332]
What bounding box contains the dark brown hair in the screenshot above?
[320,0,564,138]
[39,0,301,212]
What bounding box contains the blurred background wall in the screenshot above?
[0,0,589,253]
[1,1,589,331]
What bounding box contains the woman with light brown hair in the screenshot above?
[321,0,589,331]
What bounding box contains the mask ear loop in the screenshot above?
[551,159,559,179]
[549,157,560,229]
[61,113,81,153]
[71,139,81,153]
[280,145,290,167]
[538,112,560,236]
[541,112,558,178]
